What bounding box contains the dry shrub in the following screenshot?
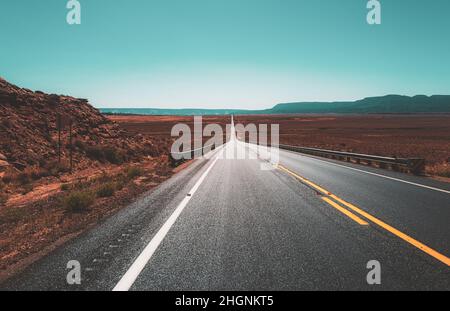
[86,145,124,164]
[17,171,31,184]
[0,207,27,225]
[13,171,29,185]
[2,170,16,184]
[2,166,52,185]
[125,166,143,180]
[86,146,104,161]
[63,191,95,213]
[103,147,124,164]
[24,166,50,181]
[115,178,126,191]
[427,162,450,178]
[44,161,70,176]
[96,182,116,198]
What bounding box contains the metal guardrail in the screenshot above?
[169,143,219,167]
[277,144,426,175]
[246,140,425,175]
[170,136,426,175]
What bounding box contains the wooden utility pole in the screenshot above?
[69,119,73,173]
[57,114,61,163]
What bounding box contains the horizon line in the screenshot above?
[96,94,450,110]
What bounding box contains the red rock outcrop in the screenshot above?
[0,77,158,172]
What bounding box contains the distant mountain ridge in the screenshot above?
[272,95,450,114]
[101,95,450,116]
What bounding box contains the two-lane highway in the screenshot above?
[1,118,449,291]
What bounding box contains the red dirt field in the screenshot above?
[234,114,450,178]
[108,115,231,145]
[111,114,450,177]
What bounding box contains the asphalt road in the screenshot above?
[1,119,449,291]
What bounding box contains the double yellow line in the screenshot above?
[277,164,450,267]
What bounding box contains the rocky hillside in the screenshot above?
[0,77,160,175]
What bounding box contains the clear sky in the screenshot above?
[1,0,449,109]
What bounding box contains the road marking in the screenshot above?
[278,165,330,195]
[329,194,450,267]
[281,150,450,195]
[113,153,221,291]
[279,165,367,225]
[321,197,369,226]
[277,164,450,267]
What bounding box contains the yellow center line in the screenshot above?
[277,165,330,195]
[321,197,369,226]
[329,194,450,267]
[278,164,367,225]
[277,164,450,267]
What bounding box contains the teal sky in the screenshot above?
[1,0,449,109]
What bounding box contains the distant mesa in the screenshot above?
[101,95,450,116]
[271,95,450,114]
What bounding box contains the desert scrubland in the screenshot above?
[2,89,449,280]
[235,114,450,178]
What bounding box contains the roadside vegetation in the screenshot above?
[59,166,147,212]
[63,190,95,213]
[427,162,450,178]
[96,182,116,198]
[85,145,125,164]
[0,160,174,278]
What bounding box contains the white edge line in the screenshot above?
[247,142,450,195]
[112,147,223,291]
[278,148,450,195]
